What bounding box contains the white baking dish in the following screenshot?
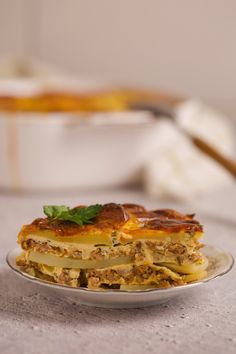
[0,111,155,191]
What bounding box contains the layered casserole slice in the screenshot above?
[16,203,208,290]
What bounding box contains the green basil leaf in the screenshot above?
[43,204,102,226]
[43,205,69,219]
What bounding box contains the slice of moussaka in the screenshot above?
[16,203,208,290]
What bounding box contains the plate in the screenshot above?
[6,245,234,308]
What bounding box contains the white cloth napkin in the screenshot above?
[144,100,235,200]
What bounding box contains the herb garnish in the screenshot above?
[43,204,102,226]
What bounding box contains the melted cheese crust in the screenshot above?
[18,203,203,243]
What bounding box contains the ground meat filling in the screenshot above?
[22,239,83,259]
[19,235,204,289]
[22,238,203,266]
[86,265,184,289]
[19,259,81,287]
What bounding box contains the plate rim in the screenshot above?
[6,245,234,296]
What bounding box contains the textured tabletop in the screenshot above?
[0,187,235,354]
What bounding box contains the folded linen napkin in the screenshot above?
[144,100,235,200]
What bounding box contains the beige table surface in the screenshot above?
[0,186,235,354]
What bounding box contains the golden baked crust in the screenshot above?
[18,203,202,240]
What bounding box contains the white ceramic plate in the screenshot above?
[6,245,234,308]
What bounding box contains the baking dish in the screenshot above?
[0,109,156,191]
